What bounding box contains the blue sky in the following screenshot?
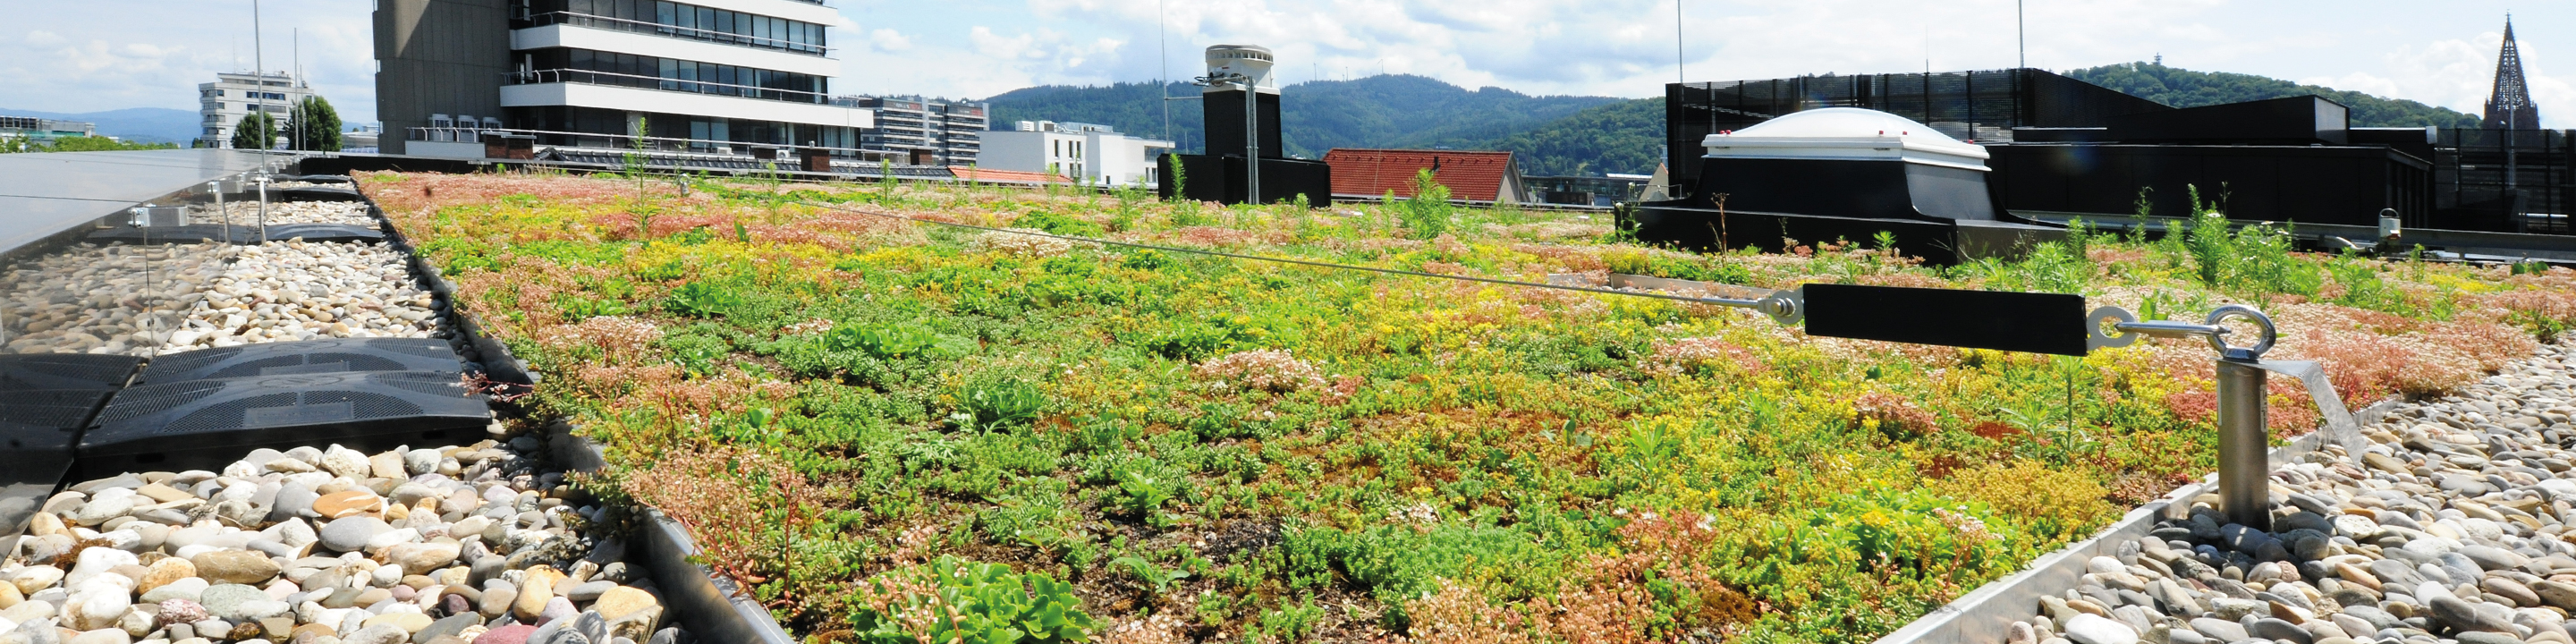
[2,0,2571,127]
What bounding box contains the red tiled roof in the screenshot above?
[949,165,1072,183]
[1323,148,1519,201]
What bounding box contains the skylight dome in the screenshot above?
[1703,107,1991,171]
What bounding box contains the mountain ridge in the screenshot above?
[0,107,201,144]
[979,64,2495,181]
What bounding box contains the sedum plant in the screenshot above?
[850,555,1098,644]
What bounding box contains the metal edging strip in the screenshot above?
[548,429,800,644]
[1868,396,2403,644]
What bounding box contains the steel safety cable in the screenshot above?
[789,199,1770,309]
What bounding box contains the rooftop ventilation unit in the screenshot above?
[0,353,143,390]
[78,371,489,479]
[136,338,461,385]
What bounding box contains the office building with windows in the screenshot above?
[0,115,96,144]
[846,96,987,165]
[197,72,315,148]
[981,121,1172,187]
[375,0,872,157]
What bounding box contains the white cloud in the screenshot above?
[869,29,914,52]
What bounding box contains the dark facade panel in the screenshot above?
[1201,90,1284,159]
[1155,155,1330,206]
[2106,96,2350,145]
[1986,144,2428,227]
[374,0,512,155]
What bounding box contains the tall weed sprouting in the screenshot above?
[1109,182,1147,232]
[2232,222,2320,297]
[1951,240,2090,294]
[1400,169,1455,240]
[2148,184,2323,298]
[2124,187,2155,243]
[2182,210,2233,289]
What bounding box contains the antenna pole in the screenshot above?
[1159,0,1169,144]
[1245,78,1258,205]
[253,0,267,152]
[2017,0,2026,70]
[1674,0,1685,84]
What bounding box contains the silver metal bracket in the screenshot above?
[2082,302,2275,360]
[1754,286,1804,326]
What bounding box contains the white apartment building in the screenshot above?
[377,0,874,157]
[197,72,314,148]
[980,121,1174,187]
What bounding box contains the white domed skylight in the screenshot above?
[1702,107,1991,171]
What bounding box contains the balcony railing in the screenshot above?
[405,125,881,157]
[523,11,828,56]
[509,68,841,105]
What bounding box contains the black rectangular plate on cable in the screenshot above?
[1802,284,2090,356]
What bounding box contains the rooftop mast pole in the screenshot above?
[253,0,267,154]
[1674,0,1685,84]
[1160,0,1169,144]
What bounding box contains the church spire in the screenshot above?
[2484,14,2541,130]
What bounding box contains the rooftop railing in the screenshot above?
[403,125,886,157]
[508,69,847,105]
[523,11,828,56]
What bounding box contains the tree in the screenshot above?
[232,111,278,150]
[47,136,175,152]
[1,136,176,154]
[2062,62,2482,129]
[287,96,343,151]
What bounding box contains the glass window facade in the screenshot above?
[504,106,859,153]
[520,47,827,103]
[520,0,826,55]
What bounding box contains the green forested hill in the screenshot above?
[1440,97,1665,176]
[983,75,1651,174]
[2060,63,2483,128]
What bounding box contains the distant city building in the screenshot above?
[0,115,97,144]
[1523,174,1650,207]
[849,97,987,165]
[373,0,876,158]
[2484,16,2541,131]
[198,72,315,148]
[343,124,384,154]
[1323,148,1528,205]
[979,121,1174,187]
